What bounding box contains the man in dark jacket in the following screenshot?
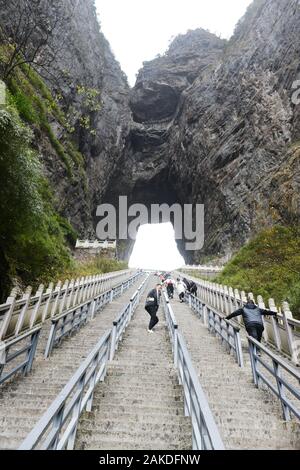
[183,278,191,291]
[189,281,198,297]
[145,284,162,333]
[226,298,277,342]
[182,277,197,297]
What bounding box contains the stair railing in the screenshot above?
[248,336,300,422]
[177,271,300,366]
[19,330,112,450]
[19,274,149,450]
[44,271,143,358]
[162,293,225,450]
[109,275,149,360]
[0,270,140,386]
[187,293,244,367]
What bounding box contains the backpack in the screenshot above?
[145,289,157,308]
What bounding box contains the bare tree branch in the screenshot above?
[0,0,72,81]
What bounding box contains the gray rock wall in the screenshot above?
[106,0,300,262]
[1,0,299,263]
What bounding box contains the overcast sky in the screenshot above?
[95,0,253,86]
[129,223,185,270]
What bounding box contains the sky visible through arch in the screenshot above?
[95,0,252,86]
[129,223,185,271]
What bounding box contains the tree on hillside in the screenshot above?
[0,0,70,81]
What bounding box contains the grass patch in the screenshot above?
[57,256,128,281]
[215,226,300,319]
[181,270,218,282]
[5,65,85,175]
[7,85,38,124]
[0,105,74,301]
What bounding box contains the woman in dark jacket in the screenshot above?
[145,284,162,333]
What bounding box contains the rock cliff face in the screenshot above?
[2,0,300,263]
[45,0,131,235]
[105,0,300,262]
[1,0,131,235]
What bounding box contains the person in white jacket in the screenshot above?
[176,278,186,302]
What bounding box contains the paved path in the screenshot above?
[76,279,192,450]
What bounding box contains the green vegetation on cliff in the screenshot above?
[0,104,74,300]
[7,63,83,176]
[0,101,125,301]
[215,226,300,318]
[0,46,102,300]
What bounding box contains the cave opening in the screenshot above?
[129,222,185,271]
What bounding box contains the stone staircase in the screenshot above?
[170,298,300,450]
[2,274,299,451]
[0,277,143,450]
[75,288,192,450]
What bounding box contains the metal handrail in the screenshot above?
[44,272,142,358]
[0,269,131,320]
[19,331,111,450]
[187,293,244,367]
[19,275,149,450]
[109,275,149,360]
[162,292,225,450]
[178,271,300,365]
[0,327,41,385]
[248,336,300,421]
[162,293,178,367]
[206,305,244,368]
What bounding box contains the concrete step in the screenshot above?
[202,388,274,400]
[77,428,191,445]
[206,396,280,408]
[93,394,183,406]
[101,384,182,395]
[79,418,192,434]
[0,275,146,450]
[76,436,192,450]
[80,408,186,421]
[105,374,179,386]
[171,298,300,450]
[106,365,177,375]
[211,409,287,424]
[75,284,191,450]
[227,437,297,450]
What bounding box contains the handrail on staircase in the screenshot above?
[19,330,112,450]
[187,293,244,368]
[0,270,139,387]
[44,271,142,358]
[109,275,149,361]
[19,274,149,450]
[178,271,300,365]
[248,336,300,422]
[162,293,225,450]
